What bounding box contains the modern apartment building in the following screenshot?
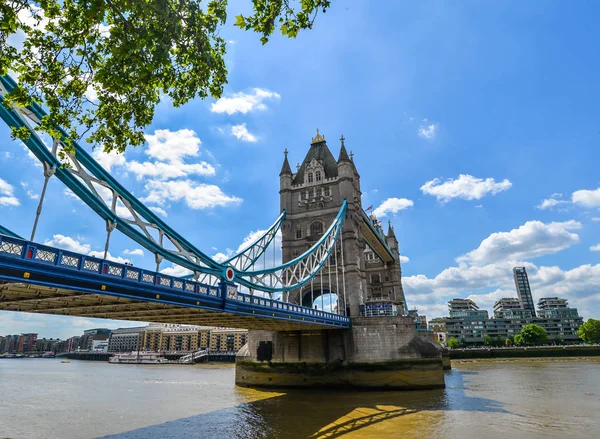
[444,296,583,346]
[448,298,489,320]
[513,267,536,317]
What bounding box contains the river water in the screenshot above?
[1,358,599,438]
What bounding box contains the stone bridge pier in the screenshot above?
[235,316,446,390]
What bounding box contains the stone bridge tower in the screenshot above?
[235,130,446,391]
[279,130,405,316]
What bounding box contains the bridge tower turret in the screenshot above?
[279,148,293,214]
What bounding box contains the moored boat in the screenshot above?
[108,351,168,364]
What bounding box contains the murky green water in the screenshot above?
[1,358,598,438]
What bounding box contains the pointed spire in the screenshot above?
[387,220,397,239]
[280,148,292,176]
[338,134,351,162]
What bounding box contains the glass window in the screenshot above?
[316,171,321,181]
[310,221,323,237]
[308,172,314,183]
[296,229,302,239]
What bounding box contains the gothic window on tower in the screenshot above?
[296,228,302,239]
[371,274,381,284]
[324,187,330,196]
[316,171,322,181]
[308,172,314,183]
[302,191,308,200]
[310,221,323,237]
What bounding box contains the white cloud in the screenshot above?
[123,248,144,256]
[43,234,133,264]
[537,193,570,210]
[400,255,410,263]
[44,235,91,254]
[418,122,438,139]
[421,174,512,203]
[127,160,216,180]
[85,85,99,102]
[20,181,37,200]
[92,149,126,172]
[211,88,280,115]
[88,251,130,264]
[149,206,168,217]
[592,217,600,222]
[456,220,581,266]
[126,129,216,180]
[213,229,283,270]
[212,250,234,263]
[572,187,600,209]
[142,180,242,209]
[160,264,192,278]
[372,198,414,218]
[4,151,12,159]
[17,5,50,31]
[590,244,600,252]
[231,123,258,142]
[144,129,201,163]
[20,142,42,168]
[0,178,20,206]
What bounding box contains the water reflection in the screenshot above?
[103,369,512,439]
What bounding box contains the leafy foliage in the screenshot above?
[1,1,329,154]
[504,337,512,347]
[234,0,331,44]
[519,324,549,346]
[513,334,524,346]
[578,318,600,344]
[482,334,492,346]
[447,337,460,349]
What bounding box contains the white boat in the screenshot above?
[109,351,168,364]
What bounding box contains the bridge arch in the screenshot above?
[300,285,339,313]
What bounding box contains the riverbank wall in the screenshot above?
[450,345,600,360]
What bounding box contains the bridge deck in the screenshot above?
[360,210,395,263]
[0,235,350,331]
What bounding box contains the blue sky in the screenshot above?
[2,0,600,339]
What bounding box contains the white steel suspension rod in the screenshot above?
[334,238,340,315]
[340,230,347,317]
[30,139,59,241]
[327,254,332,314]
[320,263,324,312]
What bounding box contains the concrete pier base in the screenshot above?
[236,316,445,390]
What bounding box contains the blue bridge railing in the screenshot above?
[0,233,350,328]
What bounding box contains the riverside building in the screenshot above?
[513,267,536,317]
[443,296,583,346]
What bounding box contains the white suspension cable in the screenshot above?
[327,254,332,314]
[334,239,340,315]
[320,263,324,312]
[340,230,347,317]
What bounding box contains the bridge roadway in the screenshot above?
[0,234,350,331]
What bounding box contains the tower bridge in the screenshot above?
[0,75,446,389]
